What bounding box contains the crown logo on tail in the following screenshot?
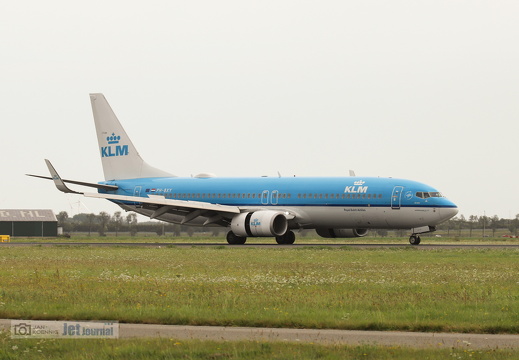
[107,133,121,144]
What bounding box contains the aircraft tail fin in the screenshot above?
[90,93,174,181]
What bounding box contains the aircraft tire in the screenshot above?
[409,235,421,245]
[276,231,296,245]
[227,231,247,245]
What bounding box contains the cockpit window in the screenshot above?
[416,191,444,199]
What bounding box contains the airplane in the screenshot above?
[28,93,458,245]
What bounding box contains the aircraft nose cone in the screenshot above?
[440,206,458,222]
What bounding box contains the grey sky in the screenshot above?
[1,1,518,219]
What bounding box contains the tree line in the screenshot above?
[57,211,519,238]
[55,211,222,237]
[436,214,519,237]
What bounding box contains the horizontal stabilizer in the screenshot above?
[26,174,118,191]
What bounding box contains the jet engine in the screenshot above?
[231,211,288,237]
[316,228,369,238]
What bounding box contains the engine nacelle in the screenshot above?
[231,211,288,237]
[316,228,369,238]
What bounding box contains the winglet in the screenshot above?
[44,159,83,194]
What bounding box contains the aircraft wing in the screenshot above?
[83,192,241,226]
[85,192,296,226]
[84,192,240,215]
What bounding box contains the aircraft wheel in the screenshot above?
[409,235,421,245]
[226,231,246,245]
[276,231,296,245]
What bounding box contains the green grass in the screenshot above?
[1,334,517,360]
[0,246,517,334]
[8,233,519,245]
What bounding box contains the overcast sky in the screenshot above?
[1,1,518,219]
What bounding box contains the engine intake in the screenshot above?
[231,211,288,237]
[316,228,369,238]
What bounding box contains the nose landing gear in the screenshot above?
[409,235,421,245]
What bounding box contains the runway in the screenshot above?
[1,242,519,249]
[1,320,517,349]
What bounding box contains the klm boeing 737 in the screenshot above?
[29,94,458,245]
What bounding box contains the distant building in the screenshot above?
[0,209,58,237]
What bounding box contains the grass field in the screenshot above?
[8,233,519,245]
[0,242,518,359]
[1,335,518,360]
[0,245,517,334]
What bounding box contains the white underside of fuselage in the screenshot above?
[117,203,455,231]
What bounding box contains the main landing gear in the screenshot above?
[226,231,246,245]
[275,230,295,245]
[409,235,421,245]
[225,231,296,245]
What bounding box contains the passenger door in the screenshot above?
[391,186,403,209]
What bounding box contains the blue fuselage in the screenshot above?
[100,176,456,209]
[98,176,458,230]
